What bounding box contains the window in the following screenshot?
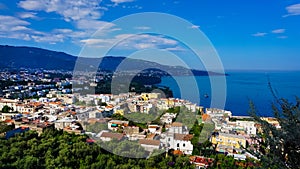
[183,143,185,147]
[177,143,179,147]
[168,138,170,141]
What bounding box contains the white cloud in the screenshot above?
[18,0,44,10]
[53,29,73,34]
[0,15,34,41]
[134,26,151,30]
[190,25,200,29]
[271,29,285,34]
[76,19,115,31]
[111,0,134,4]
[285,3,300,17]
[75,19,120,38]
[18,0,103,22]
[17,0,116,41]
[80,38,115,45]
[133,43,156,49]
[0,15,72,43]
[32,34,64,43]
[121,4,142,9]
[165,46,186,52]
[252,32,267,37]
[18,12,38,19]
[10,26,31,31]
[80,33,183,51]
[0,33,31,41]
[0,15,31,35]
[0,15,30,28]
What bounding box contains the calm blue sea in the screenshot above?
[159,71,300,117]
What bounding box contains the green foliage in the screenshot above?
[166,106,181,114]
[174,106,196,129]
[247,98,300,169]
[0,128,195,169]
[125,111,159,124]
[0,122,15,134]
[229,117,254,122]
[75,101,86,106]
[198,122,215,143]
[86,122,108,134]
[101,139,149,158]
[124,108,163,125]
[1,105,13,113]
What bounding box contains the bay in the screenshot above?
[159,71,300,116]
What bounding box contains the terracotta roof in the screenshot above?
[109,120,129,125]
[86,138,95,143]
[148,125,158,128]
[4,119,13,123]
[29,102,44,107]
[173,150,183,155]
[139,139,160,146]
[100,132,124,140]
[172,122,183,127]
[202,114,210,121]
[49,101,62,105]
[174,133,193,141]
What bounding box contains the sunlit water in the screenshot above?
[159,71,300,116]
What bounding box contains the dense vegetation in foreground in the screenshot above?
[246,97,300,169]
[0,129,195,169]
[0,127,260,169]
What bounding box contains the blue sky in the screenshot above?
[0,0,300,70]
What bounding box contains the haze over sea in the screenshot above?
[159,71,300,117]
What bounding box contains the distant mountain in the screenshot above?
[0,45,225,76]
[0,45,76,70]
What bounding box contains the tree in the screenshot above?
[0,127,195,169]
[0,122,15,133]
[1,105,13,113]
[247,97,300,169]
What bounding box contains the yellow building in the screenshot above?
[211,132,246,151]
[115,109,124,116]
[260,117,281,129]
[141,93,161,101]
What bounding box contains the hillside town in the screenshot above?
[0,82,281,168]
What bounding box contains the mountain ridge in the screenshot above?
[0,45,225,76]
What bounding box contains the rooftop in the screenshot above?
[139,139,160,146]
[174,133,193,141]
[171,122,183,127]
[100,132,124,140]
[218,132,246,139]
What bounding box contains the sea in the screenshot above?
[159,71,300,117]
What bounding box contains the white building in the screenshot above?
[148,124,162,135]
[108,120,129,131]
[236,120,257,135]
[98,131,124,141]
[54,118,76,130]
[206,108,232,118]
[160,113,176,124]
[139,139,161,152]
[160,122,193,155]
[162,132,194,155]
